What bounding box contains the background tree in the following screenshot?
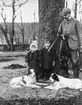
[74,0,82,18]
[0,7,11,50]
[66,0,82,19]
[65,0,68,7]
[16,11,25,50]
[2,0,28,51]
[38,0,65,49]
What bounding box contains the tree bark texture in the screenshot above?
[38,0,65,49]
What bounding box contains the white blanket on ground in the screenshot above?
[45,75,82,91]
[9,75,40,88]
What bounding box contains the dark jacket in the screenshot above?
[41,47,53,69]
[25,50,42,72]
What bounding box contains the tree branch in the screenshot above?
[77,0,82,5]
[2,0,28,7]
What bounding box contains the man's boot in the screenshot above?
[73,70,79,78]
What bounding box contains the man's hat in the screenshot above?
[61,8,71,16]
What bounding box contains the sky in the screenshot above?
[0,0,39,23]
[0,0,81,23]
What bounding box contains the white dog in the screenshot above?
[10,69,40,88]
[45,73,82,91]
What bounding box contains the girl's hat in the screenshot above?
[32,40,38,45]
[30,40,38,51]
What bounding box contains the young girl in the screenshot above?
[25,40,42,81]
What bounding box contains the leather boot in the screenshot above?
[73,70,79,78]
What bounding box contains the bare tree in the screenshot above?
[0,7,11,50]
[16,11,25,50]
[74,0,78,18]
[2,0,28,51]
[74,0,82,18]
[65,0,82,19]
[65,0,68,8]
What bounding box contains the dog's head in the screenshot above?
[22,69,36,84]
[49,73,59,82]
[27,69,35,76]
[30,69,35,77]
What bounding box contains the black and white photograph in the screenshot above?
[0,0,82,105]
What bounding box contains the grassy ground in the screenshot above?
[0,54,81,105]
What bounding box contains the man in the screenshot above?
[58,8,82,78]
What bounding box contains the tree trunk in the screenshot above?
[11,0,15,51]
[4,33,11,51]
[38,0,65,49]
[74,0,77,18]
[22,32,24,51]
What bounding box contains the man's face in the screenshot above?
[63,13,70,20]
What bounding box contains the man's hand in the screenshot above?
[61,34,65,40]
